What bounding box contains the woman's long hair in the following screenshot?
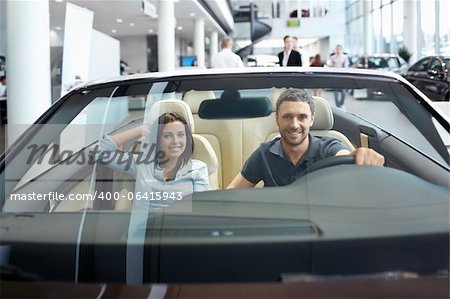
[154,112,194,180]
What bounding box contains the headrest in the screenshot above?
[220,89,241,101]
[145,99,195,132]
[183,90,216,114]
[311,96,333,130]
[268,88,286,112]
[192,134,218,175]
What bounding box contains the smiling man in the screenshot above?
[227,88,384,188]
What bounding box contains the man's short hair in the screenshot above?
[283,35,292,42]
[276,88,315,115]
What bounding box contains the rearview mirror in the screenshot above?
[198,97,272,119]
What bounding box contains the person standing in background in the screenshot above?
[326,45,349,109]
[310,54,324,96]
[0,76,6,97]
[211,36,244,68]
[310,54,324,67]
[278,35,302,67]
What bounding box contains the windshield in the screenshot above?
[1,72,449,284]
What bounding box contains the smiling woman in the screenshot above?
[0,69,448,289]
[155,113,191,180]
[90,107,208,211]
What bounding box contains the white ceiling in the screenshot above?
[49,0,228,40]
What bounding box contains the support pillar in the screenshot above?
[158,0,175,72]
[363,0,373,55]
[403,0,419,62]
[6,0,51,144]
[209,30,218,67]
[194,18,205,68]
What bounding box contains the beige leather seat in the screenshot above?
[184,90,243,188]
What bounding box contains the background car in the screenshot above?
[354,54,409,74]
[246,54,279,67]
[1,68,448,296]
[403,55,450,101]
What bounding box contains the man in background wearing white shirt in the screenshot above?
[326,45,350,109]
[211,36,244,68]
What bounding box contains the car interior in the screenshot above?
[74,89,364,211]
[2,76,449,214]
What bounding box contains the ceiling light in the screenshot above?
[189,13,195,17]
[116,18,123,23]
[55,26,62,31]
[111,29,117,33]
[54,0,64,3]
[177,26,183,31]
[148,29,154,33]
[129,22,135,27]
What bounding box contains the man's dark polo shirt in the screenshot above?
[241,134,348,187]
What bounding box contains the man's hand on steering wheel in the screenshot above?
[337,147,385,166]
[297,148,384,179]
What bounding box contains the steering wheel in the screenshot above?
[297,155,355,178]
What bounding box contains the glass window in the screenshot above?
[372,8,381,53]
[444,59,450,71]
[386,57,398,68]
[410,58,430,71]
[392,0,403,51]
[10,93,147,209]
[429,58,442,70]
[372,0,381,11]
[381,4,392,53]
[440,0,450,54]
[420,0,436,56]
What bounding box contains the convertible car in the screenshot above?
[1,68,449,297]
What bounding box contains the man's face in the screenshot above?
[276,101,314,147]
[336,45,343,55]
[284,37,293,51]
